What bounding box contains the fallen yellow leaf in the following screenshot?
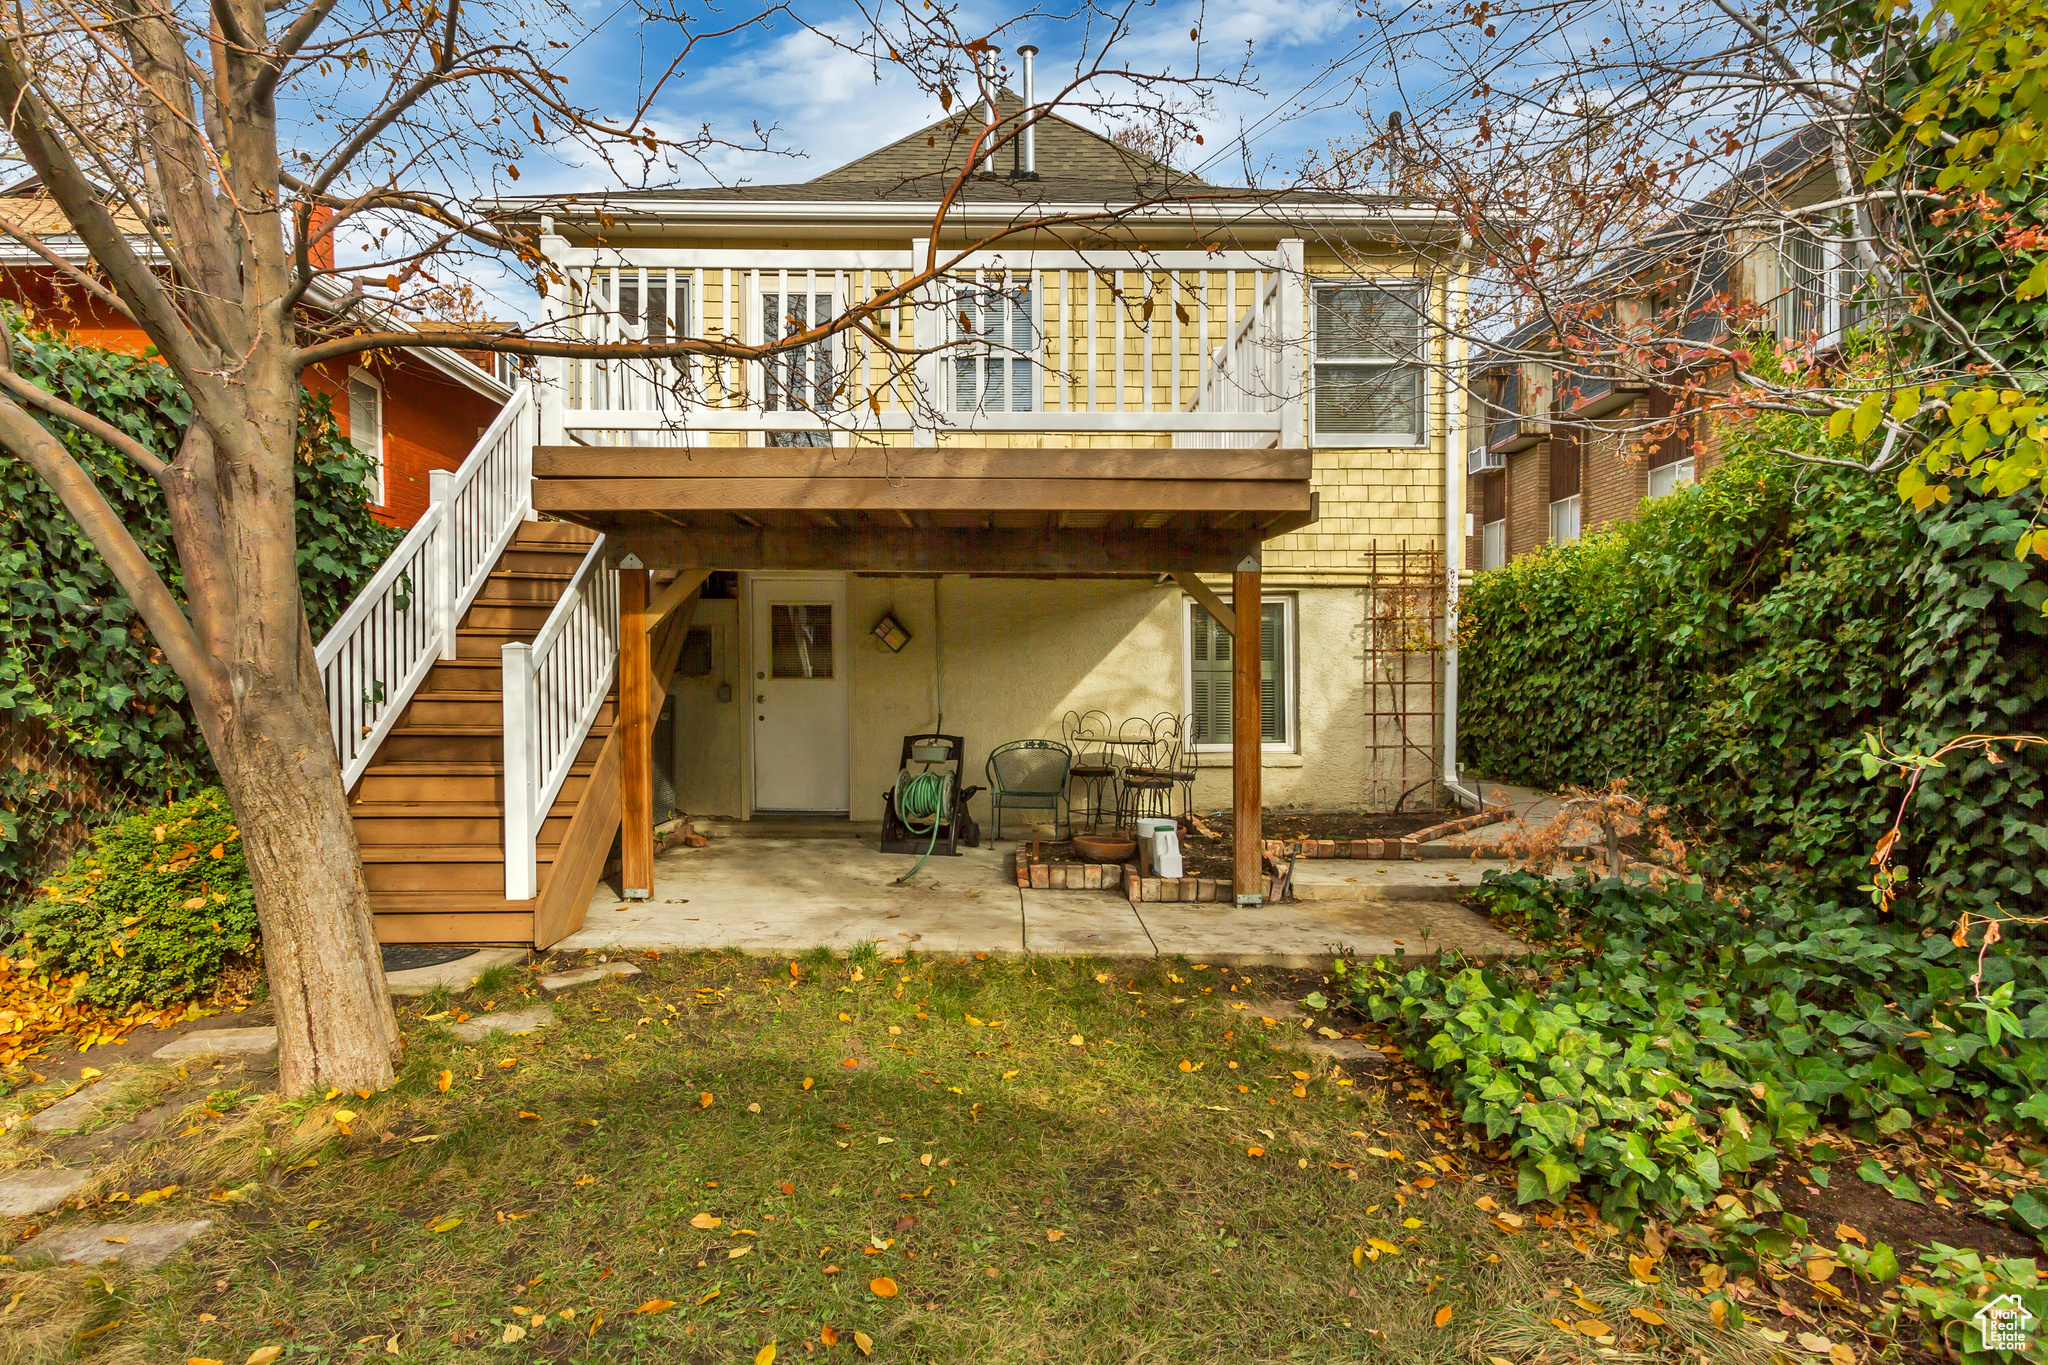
[636,1299,675,1315]
[1709,1299,1729,1328]
[1045,1229,1065,1242]
[247,1349,284,1365]
[1574,1319,1613,1338]
[1367,1238,1401,1256]
[869,1276,899,1298]
[728,1245,753,1259]
[755,1342,777,1365]
[1433,1305,1454,1328]
[1699,1263,1727,1290]
[436,1070,452,1093]
[1351,1245,1365,1267]
[500,1324,526,1344]
[821,1327,839,1347]
[802,1077,815,1091]
[691,1212,722,1229]
[699,1092,714,1108]
[1246,1146,1264,1157]
[1630,1307,1667,1326]
[1629,1253,1661,1283]
[698,1288,721,1305]
[429,1216,461,1234]
[854,1331,875,1356]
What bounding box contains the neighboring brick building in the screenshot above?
[1464,127,1848,568]
[0,179,512,529]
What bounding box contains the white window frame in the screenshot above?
[1181,594,1297,754]
[945,274,1040,413]
[1309,280,1428,448]
[1777,219,1859,347]
[1647,457,1696,499]
[346,367,384,504]
[1548,494,1582,545]
[1481,518,1507,570]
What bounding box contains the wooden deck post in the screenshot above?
[619,558,653,900]
[1232,557,1262,904]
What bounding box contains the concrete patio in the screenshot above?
[558,834,1530,967]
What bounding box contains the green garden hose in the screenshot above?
[891,768,951,884]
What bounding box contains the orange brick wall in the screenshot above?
[5,267,504,528]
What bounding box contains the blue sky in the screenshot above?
[529,0,1381,194]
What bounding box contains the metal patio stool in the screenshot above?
[986,739,1073,839]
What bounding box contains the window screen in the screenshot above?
[770,604,834,679]
[1189,601,1287,747]
[1312,284,1425,442]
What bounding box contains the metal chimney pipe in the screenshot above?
[1017,44,1038,177]
[983,98,996,175]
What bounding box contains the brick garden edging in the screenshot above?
[1014,860,1126,891]
[1125,871,1285,903]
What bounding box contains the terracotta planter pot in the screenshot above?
[1072,832,1138,863]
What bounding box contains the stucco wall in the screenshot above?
[661,575,1409,824]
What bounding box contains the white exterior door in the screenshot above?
[749,575,850,812]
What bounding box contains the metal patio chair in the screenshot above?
[986,739,1073,839]
[1060,710,1120,833]
[1116,714,1182,825]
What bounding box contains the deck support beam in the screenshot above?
[1232,560,1262,904]
[619,563,653,900]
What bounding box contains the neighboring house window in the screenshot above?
[1482,518,1507,570]
[949,280,1037,412]
[1548,427,1581,545]
[1648,456,1696,499]
[1311,282,1426,444]
[347,370,383,504]
[760,290,835,414]
[1777,223,1858,344]
[1645,385,1697,499]
[1479,468,1507,569]
[1186,598,1293,750]
[1548,495,1581,544]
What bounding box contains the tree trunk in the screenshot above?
[205,655,399,1095]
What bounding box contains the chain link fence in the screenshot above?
[0,713,173,911]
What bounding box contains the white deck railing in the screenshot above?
[317,384,536,789]
[536,245,1295,445]
[1182,268,1288,449]
[500,536,618,900]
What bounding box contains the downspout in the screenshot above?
[1443,233,1481,811]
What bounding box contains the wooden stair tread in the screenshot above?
[360,759,600,776]
[370,892,538,912]
[360,844,559,862]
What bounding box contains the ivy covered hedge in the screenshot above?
[1457,411,2048,921]
[0,317,399,901]
[1347,870,2048,1223]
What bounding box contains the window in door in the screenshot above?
[769,603,835,679]
[1186,598,1293,750]
[347,370,384,503]
[1311,282,1426,444]
[760,291,835,414]
[949,279,1037,412]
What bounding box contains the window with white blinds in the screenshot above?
[347,371,383,503]
[1311,282,1426,444]
[949,280,1037,412]
[1186,599,1291,749]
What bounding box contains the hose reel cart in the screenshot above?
[880,733,982,867]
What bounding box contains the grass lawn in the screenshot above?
[4,950,1764,1364]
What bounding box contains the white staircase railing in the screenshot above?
[500,537,618,900]
[318,383,537,789]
